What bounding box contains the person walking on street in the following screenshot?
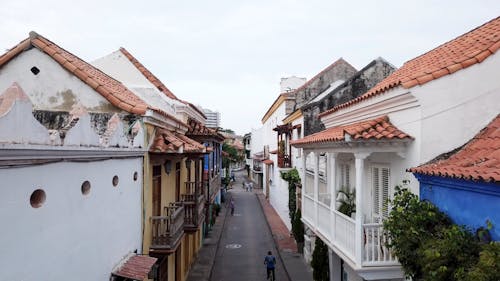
[249,181,253,192]
[230,198,235,216]
[264,250,276,280]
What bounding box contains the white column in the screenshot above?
[328,152,337,242]
[327,152,337,209]
[354,152,369,266]
[313,152,319,228]
[301,150,307,211]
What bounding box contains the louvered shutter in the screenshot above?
[372,167,380,218]
[381,168,390,218]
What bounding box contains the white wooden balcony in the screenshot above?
[303,194,398,267]
[301,150,403,278]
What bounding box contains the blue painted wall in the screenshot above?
[415,174,500,241]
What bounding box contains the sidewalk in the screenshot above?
[186,190,231,281]
[247,175,313,281]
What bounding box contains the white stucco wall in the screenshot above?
[0,158,143,281]
[262,100,292,230]
[92,51,177,116]
[0,49,117,113]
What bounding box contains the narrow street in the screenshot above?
[210,171,288,281]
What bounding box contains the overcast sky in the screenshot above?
[1,1,499,135]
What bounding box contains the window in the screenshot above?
[339,163,350,189]
[372,166,390,222]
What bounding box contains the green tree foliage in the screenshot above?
[384,185,500,281]
[222,142,242,168]
[457,242,500,281]
[292,209,304,243]
[281,168,301,220]
[311,238,329,281]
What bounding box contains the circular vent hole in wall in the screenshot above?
[133,172,138,181]
[81,181,91,195]
[112,175,119,187]
[30,189,46,208]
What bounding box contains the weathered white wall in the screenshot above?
[0,49,118,113]
[413,53,500,163]
[280,76,307,93]
[92,51,177,115]
[262,100,291,230]
[0,158,143,281]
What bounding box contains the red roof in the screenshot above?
[113,255,157,281]
[119,48,206,119]
[263,159,274,165]
[186,118,225,141]
[150,128,206,154]
[0,32,149,115]
[291,116,412,146]
[319,17,500,118]
[410,114,500,182]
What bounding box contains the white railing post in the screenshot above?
[314,152,319,228]
[354,153,369,266]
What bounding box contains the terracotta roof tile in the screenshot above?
[0,32,151,115]
[113,255,157,281]
[291,116,412,146]
[319,17,500,118]
[119,48,206,119]
[186,118,225,141]
[410,114,500,182]
[263,159,274,165]
[150,128,206,154]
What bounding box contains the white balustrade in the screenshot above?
[362,223,398,266]
[303,195,315,225]
[317,203,331,239]
[331,210,356,261]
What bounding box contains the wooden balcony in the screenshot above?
[209,174,221,202]
[277,153,291,168]
[181,181,205,232]
[150,203,184,252]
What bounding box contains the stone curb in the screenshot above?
[207,191,232,280]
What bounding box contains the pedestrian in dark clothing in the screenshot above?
[264,250,276,280]
[230,199,235,216]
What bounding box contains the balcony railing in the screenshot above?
[209,174,221,201]
[181,181,205,230]
[151,203,184,250]
[302,195,398,268]
[277,153,291,168]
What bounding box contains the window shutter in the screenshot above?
[345,164,350,188]
[372,167,380,217]
[381,168,390,217]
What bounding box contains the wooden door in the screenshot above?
[176,162,181,202]
[175,247,181,281]
[153,165,162,216]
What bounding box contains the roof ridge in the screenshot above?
[118,47,178,100]
[2,32,150,115]
[318,17,500,118]
[292,57,355,95]
[403,16,500,65]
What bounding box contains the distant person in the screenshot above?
[245,182,250,192]
[230,171,235,182]
[230,198,235,216]
[264,250,276,280]
[249,181,254,192]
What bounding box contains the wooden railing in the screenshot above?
[181,181,205,230]
[277,153,291,168]
[362,223,398,266]
[151,203,184,249]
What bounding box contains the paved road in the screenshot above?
[210,172,288,281]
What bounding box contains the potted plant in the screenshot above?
[336,187,356,217]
